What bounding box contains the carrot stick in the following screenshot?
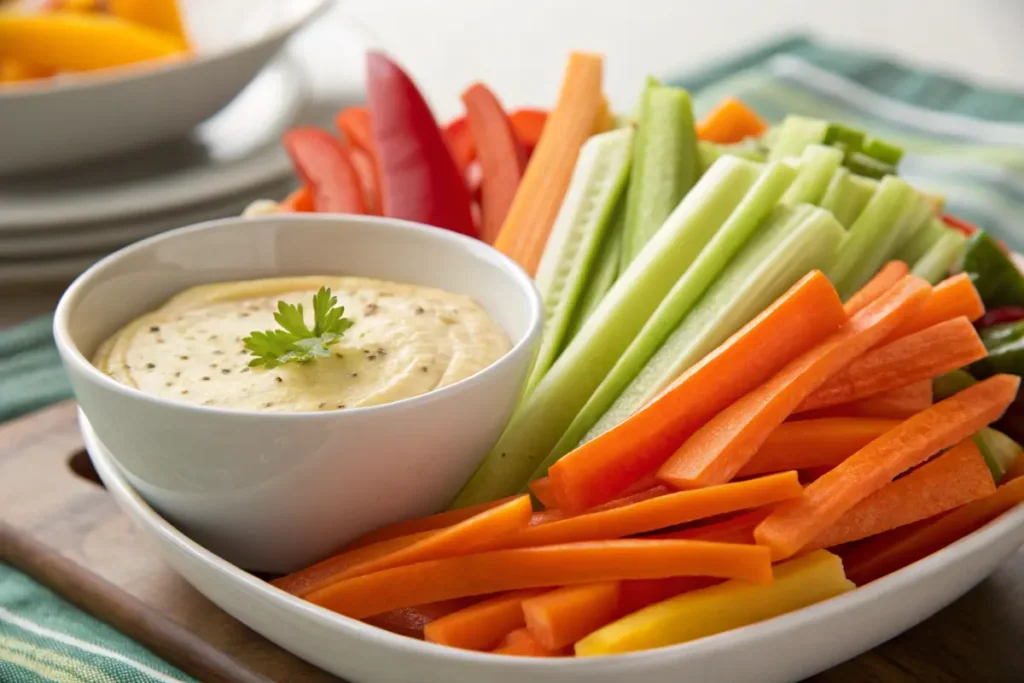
[843,261,909,316]
[424,589,545,650]
[736,418,900,478]
[842,475,1024,585]
[365,597,479,639]
[493,627,568,656]
[549,271,847,513]
[522,582,619,650]
[329,495,533,581]
[659,275,931,489]
[277,186,314,213]
[806,439,996,550]
[493,52,603,275]
[798,381,932,420]
[796,317,986,414]
[272,529,437,597]
[695,97,768,144]
[593,93,615,134]
[462,83,528,244]
[884,273,984,342]
[509,108,548,151]
[345,496,517,550]
[529,477,559,509]
[653,508,772,544]
[754,374,1020,560]
[508,472,801,549]
[306,540,774,618]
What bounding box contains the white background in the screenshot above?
[342,0,1024,118]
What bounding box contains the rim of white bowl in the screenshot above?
[54,213,543,421]
[0,0,331,99]
[83,409,1024,670]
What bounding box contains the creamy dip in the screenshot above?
[93,276,511,412]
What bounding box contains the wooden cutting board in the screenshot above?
[1,400,1022,682]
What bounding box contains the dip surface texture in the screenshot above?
[93,276,511,412]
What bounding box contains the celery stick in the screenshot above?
[823,123,865,154]
[846,152,896,180]
[563,194,626,346]
[532,161,799,479]
[585,203,845,443]
[451,157,762,507]
[525,129,634,396]
[912,228,967,284]
[896,217,947,265]
[621,85,698,268]
[826,176,922,299]
[767,115,828,162]
[698,140,722,175]
[820,169,877,228]
[780,145,844,205]
[699,140,768,174]
[862,137,904,166]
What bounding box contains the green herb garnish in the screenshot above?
[243,287,353,369]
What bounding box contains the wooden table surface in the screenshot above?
[3,287,1023,683]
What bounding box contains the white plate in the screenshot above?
[81,411,1024,683]
[0,2,371,230]
[0,0,330,175]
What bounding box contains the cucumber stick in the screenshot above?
[525,129,634,396]
[780,145,843,206]
[451,157,763,507]
[563,195,626,346]
[532,161,799,480]
[912,228,967,284]
[621,85,698,268]
[820,168,877,228]
[586,203,846,442]
[767,115,828,162]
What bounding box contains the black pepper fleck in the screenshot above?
[377,347,387,356]
[149,326,160,333]
[364,302,379,316]
[201,376,210,381]
[350,372,358,378]
[179,355,189,360]
[174,372,181,378]
[337,403,346,409]
[213,350,225,356]
[367,354,377,361]
[414,306,425,315]
[275,376,283,383]
[335,353,344,359]
[421,366,429,372]
[209,335,218,341]
[239,312,250,318]
[221,369,231,375]
[181,390,189,395]
[263,402,274,408]
[241,368,250,373]
[318,402,327,409]
[210,363,218,369]
[145,362,156,369]
[165,381,173,387]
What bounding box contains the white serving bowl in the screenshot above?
[0,0,329,174]
[54,214,542,573]
[82,411,1024,683]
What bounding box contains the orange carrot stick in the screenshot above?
[653,508,772,544]
[1008,451,1024,481]
[345,496,517,550]
[509,472,801,548]
[306,540,773,618]
[462,83,528,243]
[365,597,479,639]
[659,275,931,489]
[549,271,847,513]
[522,582,619,650]
[529,477,560,510]
[843,261,909,316]
[798,381,932,420]
[884,273,984,342]
[796,317,985,414]
[424,589,545,650]
[754,374,1020,560]
[493,627,568,657]
[695,97,768,144]
[806,439,996,550]
[736,418,900,478]
[508,108,548,151]
[277,186,314,213]
[493,52,603,275]
[332,495,533,581]
[842,475,1024,585]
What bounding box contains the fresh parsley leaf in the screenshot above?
[243,287,353,369]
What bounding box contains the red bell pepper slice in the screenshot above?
[282,127,367,214]
[365,51,476,237]
[509,108,548,153]
[461,83,528,244]
[278,186,315,213]
[336,106,383,212]
[443,116,475,174]
[943,213,1009,252]
[977,306,1024,329]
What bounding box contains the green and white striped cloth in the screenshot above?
[1,34,1022,681]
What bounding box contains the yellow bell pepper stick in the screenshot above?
[575,550,855,656]
[0,12,187,72]
[108,0,189,45]
[0,59,55,83]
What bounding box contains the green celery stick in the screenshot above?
[525,129,634,397]
[820,168,877,228]
[698,140,722,175]
[585,203,845,443]
[531,161,799,480]
[826,176,922,299]
[781,145,844,205]
[933,369,977,401]
[862,137,904,166]
[562,194,626,347]
[912,228,967,284]
[896,217,948,265]
[824,123,865,155]
[846,152,896,180]
[699,140,769,174]
[450,157,762,507]
[973,427,1022,483]
[620,85,698,268]
[767,115,829,161]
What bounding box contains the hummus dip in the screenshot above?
[93,276,511,412]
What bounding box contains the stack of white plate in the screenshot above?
[0,1,373,287]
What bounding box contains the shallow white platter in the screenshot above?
[80,411,1024,683]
